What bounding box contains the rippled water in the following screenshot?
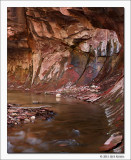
[8,90,110,153]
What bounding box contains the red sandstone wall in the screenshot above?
[7,7,124,91]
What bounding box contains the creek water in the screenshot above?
[7,90,110,153]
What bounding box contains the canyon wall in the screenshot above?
[7,7,124,92]
[7,7,124,152]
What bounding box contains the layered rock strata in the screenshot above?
[7,7,124,152]
[7,7,123,91]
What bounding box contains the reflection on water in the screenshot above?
[8,90,110,153]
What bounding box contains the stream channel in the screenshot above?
[7,90,110,153]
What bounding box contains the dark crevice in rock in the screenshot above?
[73,54,90,85]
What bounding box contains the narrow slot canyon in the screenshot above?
[7,7,124,153]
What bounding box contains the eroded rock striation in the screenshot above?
[7,7,123,90]
[7,7,124,152]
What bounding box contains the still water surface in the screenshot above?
[8,90,109,153]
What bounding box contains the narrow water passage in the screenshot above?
[8,90,110,153]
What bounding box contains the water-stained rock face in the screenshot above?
[7,7,124,91]
[7,7,124,152]
[77,29,121,56]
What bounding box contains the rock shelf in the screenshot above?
[7,104,56,127]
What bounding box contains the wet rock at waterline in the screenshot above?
[24,118,30,124]
[51,139,79,147]
[32,101,39,104]
[7,104,56,127]
[30,116,36,122]
[56,93,61,98]
[99,133,123,152]
[46,84,101,103]
[72,129,80,136]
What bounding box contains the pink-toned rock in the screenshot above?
[79,29,121,56]
[59,7,72,16]
[11,113,17,116]
[24,118,30,124]
[59,143,68,147]
[8,104,14,108]
[26,113,33,116]
[99,134,123,152]
[8,110,16,113]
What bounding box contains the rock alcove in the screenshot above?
[7,7,124,152]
